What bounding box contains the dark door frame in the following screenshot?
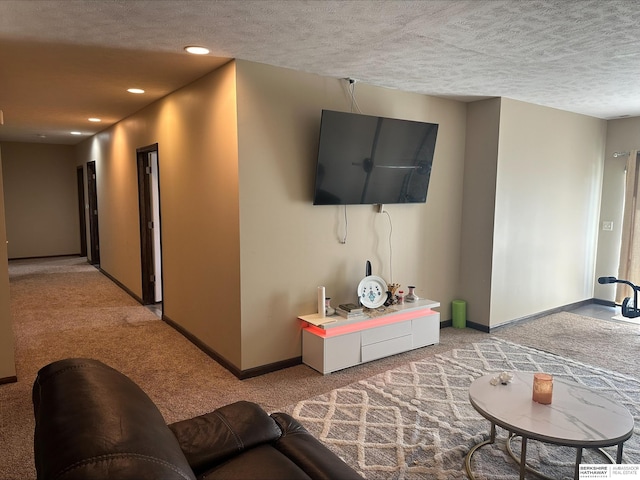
[86,161,100,265]
[76,166,87,258]
[136,143,162,306]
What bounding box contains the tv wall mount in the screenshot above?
[597,276,640,318]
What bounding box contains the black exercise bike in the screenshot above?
[598,276,640,318]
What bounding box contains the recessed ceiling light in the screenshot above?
[184,46,210,55]
[88,117,101,122]
[70,131,82,135]
[127,88,145,94]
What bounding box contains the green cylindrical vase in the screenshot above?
[452,300,466,328]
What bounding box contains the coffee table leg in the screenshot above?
[574,447,583,480]
[520,436,528,480]
[465,423,496,480]
[617,443,624,463]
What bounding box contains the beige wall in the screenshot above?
[489,99,606,326]
[460,99,607,328]
[459,98,501,328]
[595,117,640,301]
[76,59,468,371]
[75,61,242,366]
[1,142,79,259]
[236,61,467,368]
[0,146,16,380]
[69,58,612,370]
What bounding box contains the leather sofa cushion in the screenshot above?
[32,358,196,480]
[272,412,364,480]
[169,401,282,476]
[171,409,364,480]
[198,444,314,480]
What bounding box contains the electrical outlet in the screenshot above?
[602,221,613,231]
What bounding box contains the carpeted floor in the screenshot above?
[284,338,640,479]
[1,256,639,479]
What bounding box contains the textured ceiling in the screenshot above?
[1,0,639,145]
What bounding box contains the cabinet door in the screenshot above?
[324,332,361,373]
[412,313,440,348]
[302,330,326,373]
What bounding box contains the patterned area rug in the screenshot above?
[285,339,640,479]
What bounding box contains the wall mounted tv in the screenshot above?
[313,109,439,205]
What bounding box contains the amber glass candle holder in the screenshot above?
[532,373,553,404]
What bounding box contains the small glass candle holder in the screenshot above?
[532,373,553,404]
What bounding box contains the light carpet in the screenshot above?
[285,338,640,480]
[3,257,639,479]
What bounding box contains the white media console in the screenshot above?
[298,299,440,374]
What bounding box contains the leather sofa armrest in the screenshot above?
[168,401,282,475]
[32,358,196,480]
[271,412,364,480]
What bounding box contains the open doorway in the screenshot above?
[136,144,163,312]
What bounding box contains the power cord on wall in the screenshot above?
[346,78,362,114]
[337,77,361,245]
[340,205,348,244]
[384,210,393,283]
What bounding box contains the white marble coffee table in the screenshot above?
[465,371,634,480]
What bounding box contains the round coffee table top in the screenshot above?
[469,371,634,447]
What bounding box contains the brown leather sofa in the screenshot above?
[32,358,364,480]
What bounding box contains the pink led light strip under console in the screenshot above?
[304,308,436,338]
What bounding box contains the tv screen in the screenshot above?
[313,110,438,205]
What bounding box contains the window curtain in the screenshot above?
[617,150,640,304]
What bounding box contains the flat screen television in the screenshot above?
[312,110,439,205]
